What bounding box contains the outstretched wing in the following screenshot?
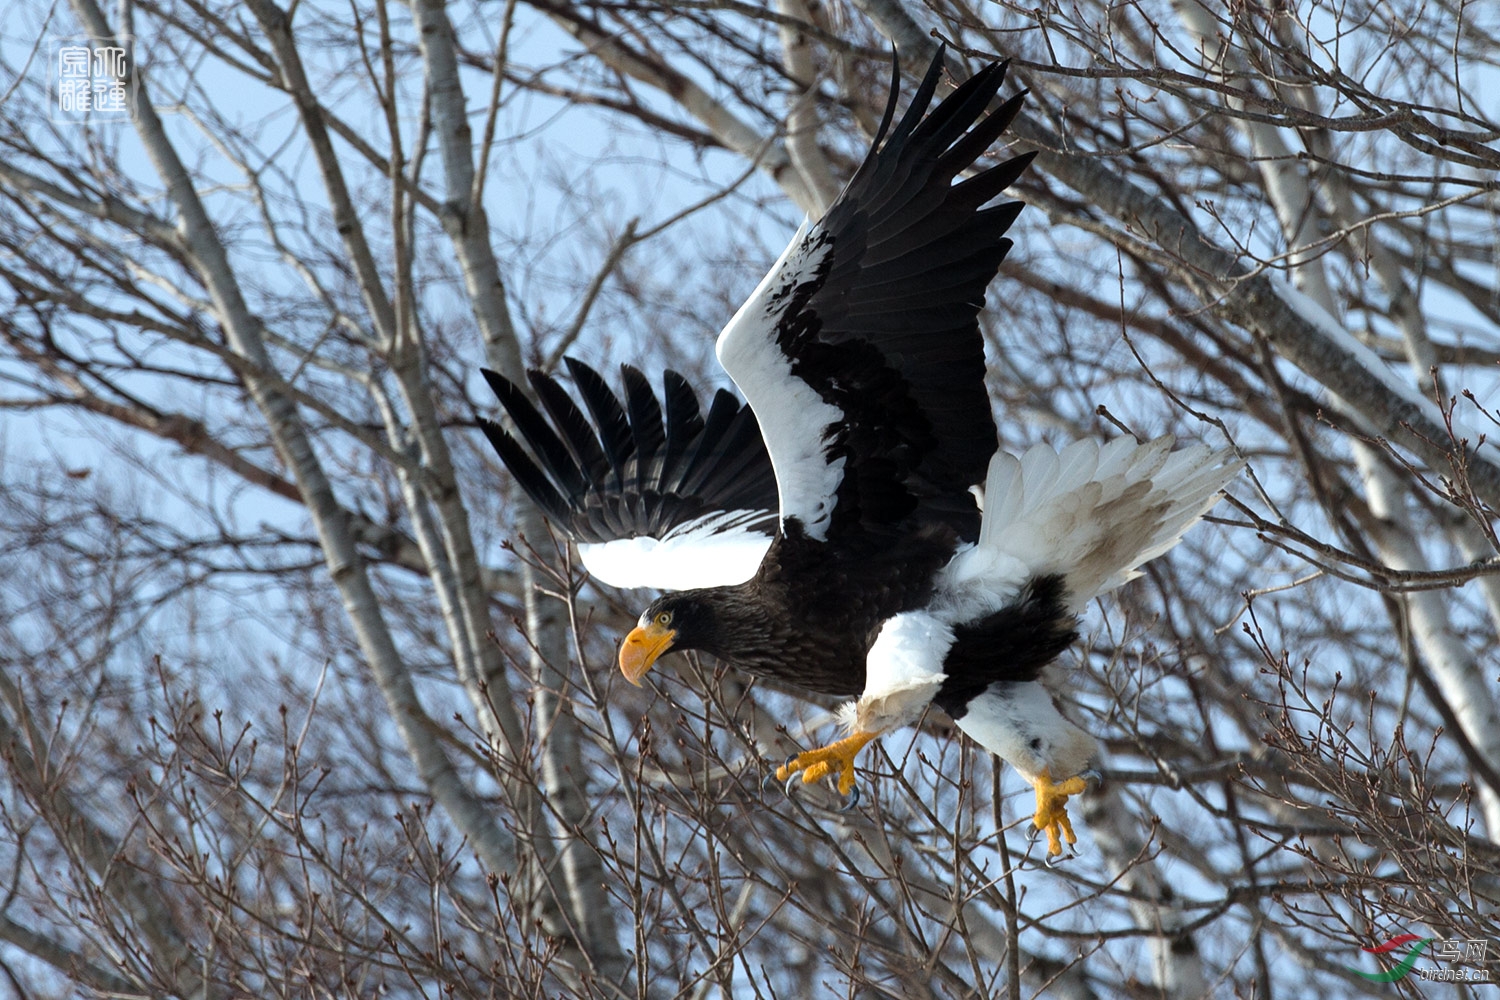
[716,48,1035,545]
[480,358,779,590]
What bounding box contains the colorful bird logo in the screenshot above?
[1345,933,1433,982]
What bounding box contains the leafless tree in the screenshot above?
[0,0,1497,997]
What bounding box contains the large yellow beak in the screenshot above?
[619,621,675,686]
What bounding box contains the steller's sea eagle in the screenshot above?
[479,48,1240,858]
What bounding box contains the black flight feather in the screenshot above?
[530,370,609,485]
[478,417,568,523]
[480,361,778,551]
[480,370,586,501]
[566,358,635,491]
[621,365,667,468]
[659,370,704,494]
[741,45,1031,545]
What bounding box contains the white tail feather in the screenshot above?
[973,436,1241,609]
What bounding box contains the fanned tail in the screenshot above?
[974,436,1242,609]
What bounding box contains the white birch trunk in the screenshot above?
[409,0,628,979]
[542,0,818,210]
[69,0,526,927]
[776,0,842,214]
[1177,0,1500,839]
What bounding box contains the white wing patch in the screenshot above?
[577,509,774,590]
[716,223,845,541]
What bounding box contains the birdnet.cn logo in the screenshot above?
[1345,932,1495,984]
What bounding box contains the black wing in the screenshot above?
[715,47,1033,545]
[480,358,779,590]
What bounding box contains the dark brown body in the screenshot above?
[653,524,1077,701]
[653,524,955,696]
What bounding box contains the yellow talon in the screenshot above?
[775,731,879,796]
[1031,770,1091,857]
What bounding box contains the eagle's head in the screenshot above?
[617,593,718,685]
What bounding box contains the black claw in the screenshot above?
[1079,768,1103,788]
[780,756,804,796]
[836,785,861,813]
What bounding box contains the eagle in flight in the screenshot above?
[480,49,1239,858]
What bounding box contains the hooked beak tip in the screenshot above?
[619,623,674,686]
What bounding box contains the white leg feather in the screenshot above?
[951,681,1097,783]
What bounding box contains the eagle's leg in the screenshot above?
[1030,769,1091,857]
[775,730,879,796]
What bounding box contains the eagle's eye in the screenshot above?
[656,611,672,627]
